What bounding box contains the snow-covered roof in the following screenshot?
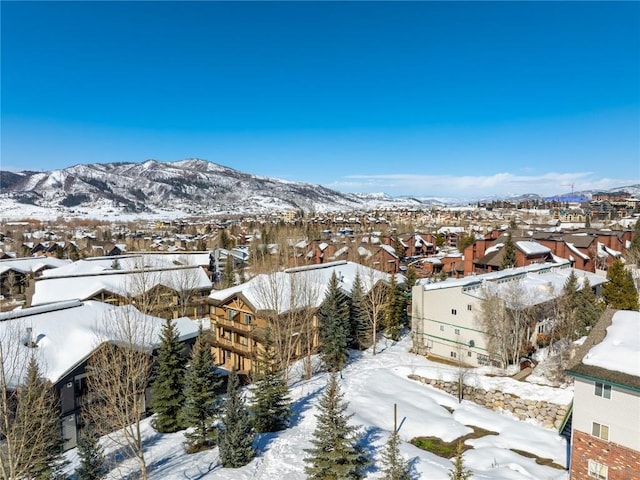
[0,300,199,387]
[32,265,212,305]
[565,242,590,261]
[582,310,640,378]
[209,260,394,314]
[418,261,606,307]
[0,257,71,276]
[516,241,551,256]
[379,244,399,258]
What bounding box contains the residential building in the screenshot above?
[566,309,640,480]
[31,257,212,320]
[209,260,394,375]
[411,262,606,367]
[0,300,200,450]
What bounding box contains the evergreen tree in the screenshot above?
[151,318,186,433]
[219,370,255,468]
[575,278,604,336]
[500,234,517,269]
[349,274,371,350]
[250,329,292,433]
[304,374,368,479]
[603,259,639,310]
[559,271,580,340]
[318,272,351,372]
[18,356,66,480]
[384,276,404,341]
[75,426,106,480]
[403,266,417,295]
[182,328,223,453]
[380,429,411,480]
[448,440,472,480]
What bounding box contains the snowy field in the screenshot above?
[64,335,570,480]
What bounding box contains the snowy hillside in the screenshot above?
[0,159,424,219]
[64,335,570,480]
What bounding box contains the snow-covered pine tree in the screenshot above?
[250,328,292,433]
[181,327,223,453]
[349,273,371,350]
[75,426,106,480]
[380,428,411,480]
[219,370,255,468]
[318,272,351,372]
[151,318,186,433]
[304,374,368,479]
[18,356,67,479]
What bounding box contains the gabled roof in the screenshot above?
[567,309,640,391]
[32,265,212,306]
[0,300,199,387]
[209,260,397,314]
[0,257,71,276]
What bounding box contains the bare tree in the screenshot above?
[477,280,534,369]
[85,305,159,480]
[2,270,20,299]
[362,269,388,355]
[171,264,210,318]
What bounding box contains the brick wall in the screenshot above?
[570,429,640,480]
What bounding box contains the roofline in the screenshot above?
[566,369,640,394]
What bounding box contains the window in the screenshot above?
[595,382,611,399]
[588,460,608,479]
[440,325,445,332]
[244,313,252,325]
[451,309,457,315]
[454,328,460,335]
[450,351,457,359]
[592,422,609,441]
[467,304,472,311]
[227,309,237,320]
[467,351,472,357]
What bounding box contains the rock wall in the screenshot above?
[408,374,569,430]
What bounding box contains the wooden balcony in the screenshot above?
[214,316,253,333]
[214,336,253,356]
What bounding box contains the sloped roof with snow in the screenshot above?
[516,241,551,256]
[582,310,640,378]
[418,261,606,307]
[209,260,394,314]
[0,300,199,387]
[0,257,71,276]
[32,265,212,305]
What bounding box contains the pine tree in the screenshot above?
[251,329,292,433]
[318,272,351,372]
[182,328,223,453]
[380,429,411,480]
[384,276,404,341]
[559,271,580,340]
[304,374,368,479]
[500,233,517,269]
[403,266,417,296]
[219,370,255,468]
[151,318,186,433]
[75,426,106,480]
[18,356,66,480]
[349,274,371,350]
[448,440,472,480]
[603,259,639,311]
[575,278,604,336]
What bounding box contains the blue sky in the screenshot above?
[1,1,639,199]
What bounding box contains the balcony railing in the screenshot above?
[215,316,253,333]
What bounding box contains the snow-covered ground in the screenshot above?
[64,335,570,479]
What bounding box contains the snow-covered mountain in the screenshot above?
[0,159,423,217]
